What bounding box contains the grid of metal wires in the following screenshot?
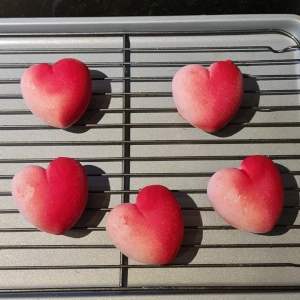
[0,27,299,297]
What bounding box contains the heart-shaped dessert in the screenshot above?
[106,185,184,265]
[172,61,244,132]
[21,58,92,128]
[207,155,284,233]
[11,157,89,235]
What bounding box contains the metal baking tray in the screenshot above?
[0,15,300,299]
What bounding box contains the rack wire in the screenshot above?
[0,27,300,297]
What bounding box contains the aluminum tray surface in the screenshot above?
[0,15,299,299]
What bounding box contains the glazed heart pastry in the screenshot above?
[106,185,184,264]
[11,157,89,235]
[207,155,284,233]
[172,60,244,132]
[21,58,92,128]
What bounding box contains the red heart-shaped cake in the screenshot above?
[21,58,92,128]
[11,157,89,235]
[172,61,244,132]
[106,185,184,264]
[207,155,284,233]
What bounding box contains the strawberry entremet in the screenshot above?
[11,157,89,235]
[172,61,244,132]
[21,58,92,128]
[106,185,184,265]
[207,155,284,233]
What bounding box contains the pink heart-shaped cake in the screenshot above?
[21,58,92,128]
[172,61,244,132]
[207,155,284,233]
[11,157,89,235]
[106,185,184,265]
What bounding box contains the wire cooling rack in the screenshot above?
[0,22,300,298]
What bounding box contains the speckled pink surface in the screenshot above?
[172,61,244,132]
[20,58,92,128]
[207,155,284,233]
[11,157,89,235]
[106,185,184,265]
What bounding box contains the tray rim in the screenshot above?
[0,14,298,36]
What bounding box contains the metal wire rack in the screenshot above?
[0,24,300,298]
